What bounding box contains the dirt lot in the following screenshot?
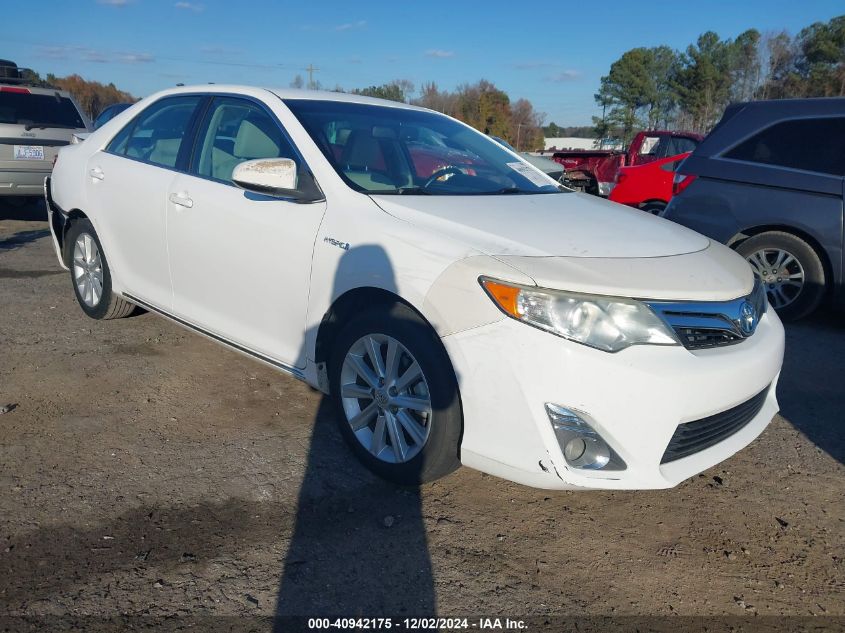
[0,200,843,630]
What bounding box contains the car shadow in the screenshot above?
[777,308,845,465]
[0,197,47,222]
[273,244,441,627]
[273,397,436,620]
[0,229,51,252]
[0,198,50,251]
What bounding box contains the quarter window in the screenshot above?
[193,97,299,183]
[107,96,201,169]
[724,117,845,176]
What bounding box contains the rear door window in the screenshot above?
[107,96,202,169]
[0,90,85,129]
[724,117,845,176]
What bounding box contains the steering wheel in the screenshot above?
[423,166,465,188]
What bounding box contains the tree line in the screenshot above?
[293,75,546,151]
[594,14,844,142]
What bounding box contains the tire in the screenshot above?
[65,219,135,320]
[641,201,666,215]
[328,302,462,485]
[736,231,826,321]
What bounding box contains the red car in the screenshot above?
[552,130,701,196]
[608,152,691,215]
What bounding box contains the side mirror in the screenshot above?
[232,158,321,201]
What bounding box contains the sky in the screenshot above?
[4,0,843,125]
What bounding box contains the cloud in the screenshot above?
[36,44,154,64]
[424,49,454,58]
[97,0,132,6]
[512,61,556,70]
[347,56,363,65]
[200,45,242,56]
[546,70,582,82]
[334,20,366,31]
[118,52,154,63]
[175,1,205,11]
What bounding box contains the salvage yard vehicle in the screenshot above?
[0,60,90,198]
[554,130,701,196]
[46,85,784,490]
[608,151,691,214]
[663,98,845,321]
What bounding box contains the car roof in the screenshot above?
[0,83,74,98]
[693,97,845,159]
[146,84,435,113]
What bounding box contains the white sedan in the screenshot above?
[45,85,785,489]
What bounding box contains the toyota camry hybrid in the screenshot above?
[45,85,785,490]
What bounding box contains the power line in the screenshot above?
[305,63,319,88]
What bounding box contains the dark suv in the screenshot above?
[663,98,844,320]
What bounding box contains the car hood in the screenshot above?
[495,242,754,301]
[371,191,710,258]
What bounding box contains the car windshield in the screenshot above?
[0,91,86,129]
[94,103,131,129]
[285,99,562,196]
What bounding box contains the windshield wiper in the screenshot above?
[487,187,525,194]
[397,186,431,195]
[369,186,431,195]
[22,122,79,131]
[480,186,563,195]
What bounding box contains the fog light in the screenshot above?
[563,437,587,462]
[545,403,626,471]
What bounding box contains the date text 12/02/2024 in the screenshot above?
[307,618,527,630]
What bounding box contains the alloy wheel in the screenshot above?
[72,233,104,307]
[746,248,805,309]
[340,334,432,464]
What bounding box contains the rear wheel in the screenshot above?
[736,231,825,321]
[66,219,135,320]
[328,302,462,485]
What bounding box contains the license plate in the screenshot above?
[14,145,45,161]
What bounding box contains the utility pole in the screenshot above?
[305,64,319,89]
[516,123,523,151]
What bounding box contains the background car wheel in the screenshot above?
[65,219,135,320]
[641,201,667,215]
[328,302,462,486]
[736,231,825,321]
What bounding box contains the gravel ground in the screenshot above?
[0,199,843,630]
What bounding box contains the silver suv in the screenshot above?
[0,60,90,199]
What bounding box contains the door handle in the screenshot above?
[168,192,193,208]
[89,167,104,181]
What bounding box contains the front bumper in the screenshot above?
[444,310,784,490]
[44,177,70,270]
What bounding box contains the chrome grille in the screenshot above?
[647,280,768,350]
[661,386,770,464]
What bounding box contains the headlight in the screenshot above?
[480,278,679,353]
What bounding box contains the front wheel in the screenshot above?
[65,219,135,320]
[328,302,462,485]
[736,231,826,321]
